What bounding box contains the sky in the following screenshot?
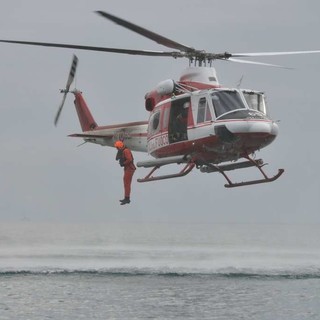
[1,0,320,224]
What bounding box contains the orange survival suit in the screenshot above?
[115,141,136,205]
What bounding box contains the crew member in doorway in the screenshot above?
[114,140,136,205]
[173,107,188,142]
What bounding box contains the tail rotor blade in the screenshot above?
[55,54,78,126]
[55,91,67,126]
[66,54,78,90]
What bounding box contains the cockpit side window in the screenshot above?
[243,92,267,115]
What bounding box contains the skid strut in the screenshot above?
[202,156,284,188]
[137,162,195,183]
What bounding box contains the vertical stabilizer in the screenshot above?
[73,91,98,131]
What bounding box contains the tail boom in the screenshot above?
[73,91,98,131]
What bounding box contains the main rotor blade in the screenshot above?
[0,39,182,57]
[232,50,320,57]
[95,10,194,52]
[226,57,291,69]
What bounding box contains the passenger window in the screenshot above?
[152,112,160,130]
[197,97,211,123]
[148,111,161,135]
[162,107,170,130]
[205,104,212,121]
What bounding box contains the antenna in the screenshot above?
[237,75,244,88]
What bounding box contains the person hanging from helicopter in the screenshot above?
[114,140,136,205]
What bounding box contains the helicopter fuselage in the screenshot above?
[145,85,278,164]
[74,85,278,165]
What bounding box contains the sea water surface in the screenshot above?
[0,222,320,319]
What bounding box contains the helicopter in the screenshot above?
[1,11,320,188]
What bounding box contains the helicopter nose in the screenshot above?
[224,120,279,136]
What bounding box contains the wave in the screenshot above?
[2,241,320,280]
[1,267,320,279]
[2,249,320,280]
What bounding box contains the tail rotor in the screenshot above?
[55,54,78,126]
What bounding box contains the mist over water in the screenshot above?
[1,222,320,276]
[1,222,320,319]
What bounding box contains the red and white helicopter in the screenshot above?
[2,11,320,187]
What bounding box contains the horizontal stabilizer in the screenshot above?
[69,133,114,139]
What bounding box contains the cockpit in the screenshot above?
[209,89,268,120]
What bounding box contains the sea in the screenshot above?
[0,222,319,320]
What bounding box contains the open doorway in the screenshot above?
[168,97,190,143]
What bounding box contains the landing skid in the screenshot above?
[224,169,284,188]
[137,156,284,187]
[201,157,284,188]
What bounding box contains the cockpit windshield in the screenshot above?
[211,90,246,118]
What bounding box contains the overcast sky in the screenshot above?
[1,0,320,224]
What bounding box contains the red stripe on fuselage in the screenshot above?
[150,132,276,162]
